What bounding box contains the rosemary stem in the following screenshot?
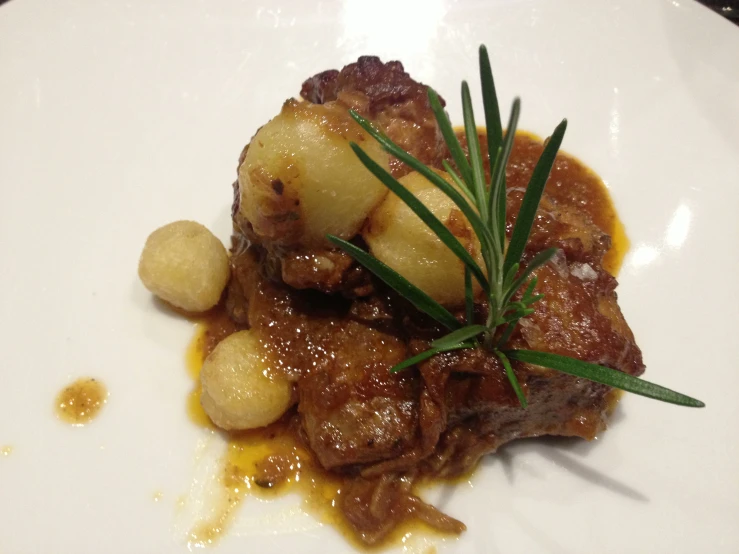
[336,43,704,409]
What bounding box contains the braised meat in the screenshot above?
[223,57,644,544]
[230,57,451,296]
[301,56,448,177]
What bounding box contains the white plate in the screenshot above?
[1,0,738,552]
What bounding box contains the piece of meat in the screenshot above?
[513,254,642,375]
[279,247,374,297]
[235,57,446,293]
[221,57,646,545]
[239,275,421,470]
[227,244,643,479]
[224,216,642,540]
[418,254,642,477]
[508,190,611,265]
[506,134,613,265]
[301,56,448,177]
[231,182,372,297]
[508,133,621,239]
[235,57,611,296]
[456,132,612,265]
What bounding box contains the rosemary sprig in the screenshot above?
[328,45,704,409]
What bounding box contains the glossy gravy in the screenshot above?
[54,378,107,425]
[183,131,629,548]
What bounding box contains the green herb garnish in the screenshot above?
[328,45,704,409]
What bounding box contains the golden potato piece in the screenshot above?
[363,170,481,307]
[138,220,229,312]
[238,99,390,248]
[200,330,293,431]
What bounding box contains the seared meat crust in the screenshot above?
[301,56,448,178]
[225,56,645,543]
[227,241,643,478]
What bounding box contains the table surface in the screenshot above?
[699,0,739,24]
[0,0,738,24]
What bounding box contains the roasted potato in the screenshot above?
[363,170,481,307]
[237,100,390,248]
[200,330,293,431]
[138,220,229,312]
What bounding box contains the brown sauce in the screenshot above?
[186,322,348,546]
[509,131,628,276]
[185,319,451,550]
[54,378,107,425]
[183,131,630,548]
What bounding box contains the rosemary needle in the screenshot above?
[329,45,704,410]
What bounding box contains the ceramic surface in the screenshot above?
[1,0,738,552]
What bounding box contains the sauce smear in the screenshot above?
[55,378,107,425]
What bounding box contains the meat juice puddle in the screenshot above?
[54,377,108,425]
[182,132,629,549]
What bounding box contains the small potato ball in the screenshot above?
[200,330,293,431]
[138,220,229,312]
[237,99,390,248]
[363,170,481,307]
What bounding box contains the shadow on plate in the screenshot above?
[485,401,648,503]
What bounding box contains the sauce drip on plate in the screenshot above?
[54,378,107,425]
